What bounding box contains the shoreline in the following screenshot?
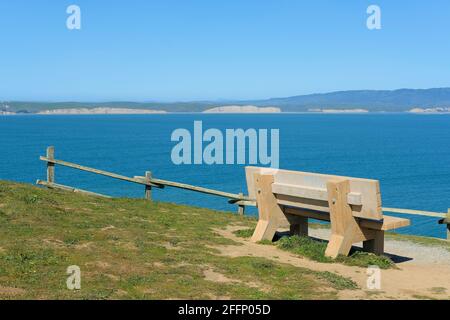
[2,111,450,116]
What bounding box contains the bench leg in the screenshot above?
[251,219,279,242]
[250,173,287,243]
[325,179,363,258]
[325,224,359,257]
[363,230,384,255]
[289,217,308,237]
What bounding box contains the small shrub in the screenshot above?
[277,235,395,269]
[233,228,254,238]
[337,251,395,269]
[63,236,80,246]
[24,194,39,204]
[250,260,275,270]
[318,271,358,290]
[278,236,332,263]
[257,240,274,245]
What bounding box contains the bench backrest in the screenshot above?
[245,166,383,221]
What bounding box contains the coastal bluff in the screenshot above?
[203,105,281,113]
[37,107,167,115]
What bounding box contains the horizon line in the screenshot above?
[2,87,450,104]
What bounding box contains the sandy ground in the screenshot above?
[211,226,450,300]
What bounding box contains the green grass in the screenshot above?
[235,228,395,269]
[317,272,358,290]
[233,228,255,239]
[308,222,450,249]
[0,180,358,300]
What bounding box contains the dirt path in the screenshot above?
[211,226,450,300]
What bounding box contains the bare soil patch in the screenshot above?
[211,226,450,300]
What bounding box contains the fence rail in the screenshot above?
[36,180,112,198]
[37,146,450,239]
[382,207,446,219]
[38,146,250,215]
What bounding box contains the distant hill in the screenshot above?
[249,88,450,112]
[2,88,450,113]
[0,101,217,113]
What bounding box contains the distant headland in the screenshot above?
[408,107,450,114]
[203,106,281,113]
[1,87,450,114]
[37,107,166,115]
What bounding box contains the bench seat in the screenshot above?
[360,215,410,231]
[284,207,410,231]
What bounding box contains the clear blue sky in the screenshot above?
[1,0,449,101]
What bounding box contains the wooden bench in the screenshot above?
[245,167,410,258]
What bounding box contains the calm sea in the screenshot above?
[1,114,449,238]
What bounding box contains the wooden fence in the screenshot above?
[37,146,252,215]
[37,146,450,240]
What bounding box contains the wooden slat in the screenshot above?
[284,207,329,221]
[40,157,164,188]
[36,180,111,198]
[40,155,252,202]
[272,182,362,205]
[246,166,382,220]
[383,207,446,218]
[228,199,257,206]
[284,207,410,231]
[245,167,450,218]
[134,176,250,200]
[360,216,410,231]
[277,195,332,215]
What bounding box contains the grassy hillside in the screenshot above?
[0,180,361,300]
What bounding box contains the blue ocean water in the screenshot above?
[0,114,449,238]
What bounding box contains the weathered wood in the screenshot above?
[237,192,245,215]
[228,199,447,220]
[289,216,308,237]
[284,207,410,231]
[363,231,384,255]
[383,207,446,219]
[272,183,362,206]
[251,173,289,243]
[361,216,410,231]
[325,179,363,258]
[46,146,55,183]
[41,152,255,205]
[36,180,111,198]
[145,171,152,201]
[228,199,256,206]
[437,211,450,241]
[247,166,412,257]
[447,209,450,241]
[246,166,382,220]
[40,156,164,188]
[134,175,251,201]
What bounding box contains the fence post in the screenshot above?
[47,146,55,183]
[237,192,245,216]
[447,209,450,241]
[145,171,152,201]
